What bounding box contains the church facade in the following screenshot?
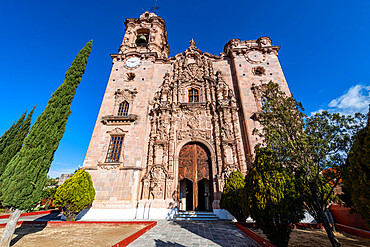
[81,11,290,220]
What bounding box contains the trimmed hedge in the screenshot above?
[54,169,95,221]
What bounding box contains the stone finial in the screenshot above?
[257,37,272,47]
[139,11,157,20]
[190,39,196,48]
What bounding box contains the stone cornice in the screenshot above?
[101,114,138,125]
[224,37,280,56]
[111,52,163,62]
[119,166,143,171]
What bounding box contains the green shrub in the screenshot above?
[220,170,246,222]
[243,147,305,247]
[54,169,95,221]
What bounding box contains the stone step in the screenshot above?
[173,211,219,221]
[173,217,219,221]
[177,212,215,215]
[176,214,216,217]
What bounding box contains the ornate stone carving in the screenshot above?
[252,66,266,76]
[147,165,168,199]
[142,40,245,203]
[221,164,239,180]
[224,36,280,57]
[149,164,168,181]
[177,130,211,140]
[97,163,120,170]
[221,119,233,140]
[126,72,136,81]
[251,83,267,112]
[114,88,138,103]
[107,127,127,135]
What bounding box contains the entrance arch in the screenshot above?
[178,142,212,211]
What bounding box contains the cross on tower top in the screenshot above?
[150,0,160,13]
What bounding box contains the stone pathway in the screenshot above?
[129,220,260,247]
[0,212,62,224]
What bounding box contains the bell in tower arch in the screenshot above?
[136,31,149,47]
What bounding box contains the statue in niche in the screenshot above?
[159,121,168,139]
[222,120,233,139]
[148,165,167,199]
[150,182,163,199]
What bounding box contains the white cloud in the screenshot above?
[309,109,324,116]
[328,85,370,115]
[311,84,370,116]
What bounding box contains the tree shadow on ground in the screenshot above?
[169,220,255,247]
[10,222,47,246]
[155,239,187,247]
[33,211,62,221]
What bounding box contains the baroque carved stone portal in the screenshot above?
[141,40,247,203]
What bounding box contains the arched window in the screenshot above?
[118,101,129,116]
[188,88,199,102]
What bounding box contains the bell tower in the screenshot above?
[118,11,170,59]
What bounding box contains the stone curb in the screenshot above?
[0,220,157,247]
[0,209,60,219]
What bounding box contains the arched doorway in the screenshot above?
[178,142,212,211]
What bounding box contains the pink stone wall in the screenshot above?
[82,14,291,209]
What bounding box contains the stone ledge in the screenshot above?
[97,163,121,170]
[119,166,143,171]
[83,166,98,170]
[101,114,138,125]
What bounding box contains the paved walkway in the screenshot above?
[129,220,260,247]
[0,212,62,224]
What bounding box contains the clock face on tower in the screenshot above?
[125,57,141,68]
[245,51,265,64]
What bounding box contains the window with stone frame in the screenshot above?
[188,88,200,102]
[118,101,129,116]
[105,135,124,163]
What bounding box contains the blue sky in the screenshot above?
[1,0,369,178]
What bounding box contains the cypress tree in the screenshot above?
[0,113,26,155]
[0,107,35,178]
[243,147,305,247]
[0,40,92,247]
[342,108,370,226]
[220,171,246,222]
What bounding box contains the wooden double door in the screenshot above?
[178,143,212,211]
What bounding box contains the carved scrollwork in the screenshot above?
[107,127,126,135]
[149,164,168,181]
[146,164,168,199]
[177,130,211,141]
[114,88,138,102]
[251,83,267,112]
[126,72,136,81]
[97,163,120,170]
[252,66,266,76]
